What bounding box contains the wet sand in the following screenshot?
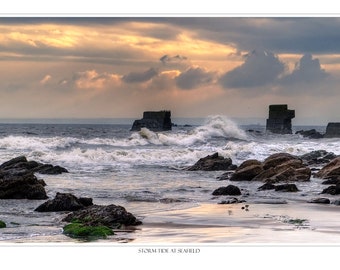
[131,202,340,244]
[3,201,340,244]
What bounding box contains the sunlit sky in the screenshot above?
[0,17,340,124]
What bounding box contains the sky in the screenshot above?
[0,17,340,125]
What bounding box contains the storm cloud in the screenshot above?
[280,53,329,85]
[175,67,215,90]
[219,50,285,88]
[122,68,158,83]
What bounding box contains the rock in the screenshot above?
[321,184,340,195]
[218,197,244,204]
[257,183,276,190]
[229,153,311,183]
[34,192,93,212]
[131,110,172,131]
[34,164,69,175]
[212,185,241,196]
[62,222,114,239]
[274,183,299,192]
[0,156,68,176]
[0,173,48,199]
[186,153,235,171]
[230,163,264,181]
[62,204,142,228]
[324,122,340,138]
[315,157,340,179]
[0,220,6,228]
[266,104,295,134]
[308,198,330,204]
[296,129,323,139]
[300,150,337,166]
[262,153,299,170]
[237,159,262,170]
[321,177,340,185]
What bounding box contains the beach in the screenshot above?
[0,116,340,245]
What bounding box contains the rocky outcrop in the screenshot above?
[131,110,172,131]
[0,156,68,200]
[324,123,340,138]
[0,156,68,177]
[0,173,48,199]
[315,157,340,179]
[229,153,311,183]
[62,204,142,228]
[266,104,295,134]
[186,153,236,171]
[35,192,93,212]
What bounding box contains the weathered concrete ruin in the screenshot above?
[266,104,295,134]
[131,110,172,131]
[324,122,340,138]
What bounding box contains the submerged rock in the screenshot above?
[296,129,323,139]
[308,198,330,204]
[186,153,236,171]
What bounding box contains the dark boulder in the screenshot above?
[321,184,340,195]
[274,183,299,192]
[212,185,241,196]
[35,192,93,212]
[0,173,48,199]
[321,177,340,185]
[257,183,276,191]
[296,129,323,139]
[0,156,68,176]
[34,164,69,175]
[308,198,330,204]
[62,204,142,228]
[186,153,235,171]
[300,150,337,166]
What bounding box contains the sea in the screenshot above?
[1,115,340,245]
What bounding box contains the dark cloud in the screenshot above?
[280,53,329,85]
[175,66,215,90]
[219,49,285,88]
[160,54,188,65]
[122,68,158,83]
[142,17,340,54]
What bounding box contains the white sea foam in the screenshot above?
[0,116,340,173]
